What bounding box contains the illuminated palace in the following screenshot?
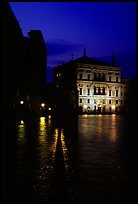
[53,49,127,114]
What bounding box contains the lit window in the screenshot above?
[56,73,61,77]
[96,87,99,94]
[111,105,115,110]
[84,105,87,109]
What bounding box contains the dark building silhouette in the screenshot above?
[2,1,24,111]
[2,2,47,116]
[53,60,78,117]
[22,31,47,112]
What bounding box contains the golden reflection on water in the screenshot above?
[17,120,25,143]
[39,117,46,143]
[110,114,117,142]
[47,115,51,127]
[96,115,103,136]
[61,129,68,168]
[51,128,58,159]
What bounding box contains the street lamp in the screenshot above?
[20,101,24,105]
[41,103,45,108]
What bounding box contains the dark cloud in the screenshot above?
[46,39,84,56]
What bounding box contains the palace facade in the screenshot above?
[53,49,127,114]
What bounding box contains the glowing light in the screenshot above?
[51,128,58,158]
[41,103,45,107]
[48,108,51,110]
[39,117,46,142]
[20,101,24,104]
[61,129,68,167]
[111,105,115,110]
[56,73,61,77]
[83,104,88,109]
[21,120,24,124]
[18,120,25,143]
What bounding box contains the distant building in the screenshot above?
[53,49,127,114]
[2,2,47,115]
[22,30,47,111]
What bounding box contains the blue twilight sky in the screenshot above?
[9,2,136,82]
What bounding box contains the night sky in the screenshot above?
[9,2,136,83]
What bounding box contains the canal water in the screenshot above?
[2,114,136,202]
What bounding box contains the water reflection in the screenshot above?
[51,128,58,159]
[3,114,135,202]
[61,129,68,168]
[17,120,25,143]
[110,114,117,142]
[39,117,46,143]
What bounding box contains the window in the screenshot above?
[87,74,90,80]
[101,87,103,94]
[96,87,99,94]
[116,100,118,104]
[87,88,90,95]
[56,73,61,77]
[109,99,111,104]
[109,90,111,96]
[80,88,82,95]
[94,73,100,81]
[101,73,105,81]
[109,76,112,82]
[116,90,118,97]
[87,70,91,73]
[94,99,96,104]
[116,77,119,82]
[103,99,105,104]
[80,98,82,103]
[88,99,90,103]
[80,73,82,79]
